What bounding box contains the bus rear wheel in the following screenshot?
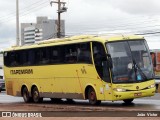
[123,99,134,104]
[22,87,32,103]
[88,87,101,105]
[32,87,43,103]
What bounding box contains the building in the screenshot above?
[21,17,65,45]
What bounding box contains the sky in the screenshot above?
[0,0,160,50]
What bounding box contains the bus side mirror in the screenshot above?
[106,54,113,69]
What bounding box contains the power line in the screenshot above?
[1,1,160,39]
[0,0,49,23]
[135,31,160,35]
[1,1,160,29]
[65,18,160,32]
[0,0,46,20]
[0,1,160,34]
[0,2,50,24]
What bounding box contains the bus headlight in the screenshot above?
[113,88,126,92]
[147,84,155,89]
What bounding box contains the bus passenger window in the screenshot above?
[65,45,78,63]
[42,48,49,64]
[10,52,19,66]
[4,52,9,66]
[77,43,92,64]
[10,55,16,66]
[50,48,59,63]
[28,50,35,65]
[35,48,49,65]
[21,51,28,65]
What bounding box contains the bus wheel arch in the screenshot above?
[85,85,101,105]
[21,85,32,103]
[31,85,43,103]
[85,85,92,99]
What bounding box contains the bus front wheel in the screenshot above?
[123,99,134,104]
[88,87,101,105]
[32,87,43,103]
[22,87,32,103]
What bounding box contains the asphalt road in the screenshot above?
[0,91,160,117]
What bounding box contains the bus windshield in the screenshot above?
[106,40,154,83]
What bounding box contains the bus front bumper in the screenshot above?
[112,87,156,101]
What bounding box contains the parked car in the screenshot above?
[0,79,5,92]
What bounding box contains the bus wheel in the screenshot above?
[123,99,134,104]
[32,87,43,103]
[88,87,101,105]
[22,87,32,103]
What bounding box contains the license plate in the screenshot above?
[134,92,142,97]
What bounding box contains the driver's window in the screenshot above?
[92,42,110,82]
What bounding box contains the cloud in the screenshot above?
[66,0,124,22]
[107,0,160,15]
[65,0,135,34]
[0,0,160,49]
[0,23,15,38]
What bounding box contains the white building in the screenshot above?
[21,17,65,45]
[23,26,36,44]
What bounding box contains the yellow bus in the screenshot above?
[3,35,155,105]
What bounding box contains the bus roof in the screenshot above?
[4,34,144,51]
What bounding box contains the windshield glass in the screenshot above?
[106,40,154,83]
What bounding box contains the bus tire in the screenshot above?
[88,87,101,105]
[32,87,43,103]
[22,87,32,103]
[123,99,134,104]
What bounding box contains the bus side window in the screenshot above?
[28,50,35,65]
[5,51,23,67]
[21,51,28,65]
[4,52,12,67]
[65,44,78,63]
[4,52,9,66]
[10,52,18,66]
[50,46,64,64]
[92,42,110,82]
[4,52,15,67]
[40,48,50,64]
[35,48,49,64]
[78,43,92,64]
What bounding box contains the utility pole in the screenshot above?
[16,0,20,46]
[50,0,67,38]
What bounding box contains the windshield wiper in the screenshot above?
[133,60,148,81]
